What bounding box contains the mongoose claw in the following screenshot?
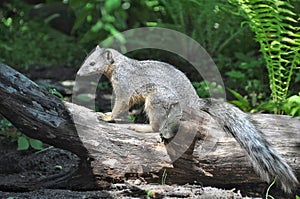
[97,112,114,122]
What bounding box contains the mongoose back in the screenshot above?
[77,46,298,193]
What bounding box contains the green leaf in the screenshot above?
[290,107,299,116]
[186,0,202,7]
[91,20,104,32]
[29,138,43,150]
[72,9,90,31]
[296,195,300,199]
[54,165,63,170]
[228,88,249,105]
[48,88,64,99]
[104,0,121,13]
[69,0,85,8]
[225,70,245,79]
[228,88,251,111]
[128,115,136,122]
[278,8,296,16]
[287,95,300,103]
[17,136,29,151]
[44,13,60,24]
[145,190,153,197]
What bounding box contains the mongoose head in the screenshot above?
[77,45,115,77]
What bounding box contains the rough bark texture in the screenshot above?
[0,63,299,195]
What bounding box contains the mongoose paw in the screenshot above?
[160,128,176,140]
[159,133,170,143]
[97,112,114,122]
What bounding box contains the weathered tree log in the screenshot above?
[0,63,299,195]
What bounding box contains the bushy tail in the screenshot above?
[202,99,299,193]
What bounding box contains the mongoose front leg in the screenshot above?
[98,98,130,122]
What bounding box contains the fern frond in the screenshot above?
[230,0,300,110]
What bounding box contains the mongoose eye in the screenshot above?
[90,61,96,66]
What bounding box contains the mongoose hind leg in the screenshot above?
[158,102,182,139]
[145,91,182,140]
[128,124,153,133]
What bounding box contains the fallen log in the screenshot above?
[0,62,299,196]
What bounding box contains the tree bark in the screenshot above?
[0,63,299,193]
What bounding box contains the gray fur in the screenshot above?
[203,99,298,193]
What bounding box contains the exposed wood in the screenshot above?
[0,63,299,194]
[0,63,87,158]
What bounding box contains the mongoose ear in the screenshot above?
[105,50,114,64]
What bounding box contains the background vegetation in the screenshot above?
[0,0,299,116]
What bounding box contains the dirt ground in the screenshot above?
[0,186,250,199]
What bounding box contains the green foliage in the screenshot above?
[97,81,110,91]
[15,134,42,151]
[128,115,137,122]
[29,137,43,150]
[155,0,267,99]
[0,118,17,140]
[48,88,64,99]
[228,88,253,112]
[192,81,224,98]
[265,176,277,199]
[69,0,124,45]
[230,89,300,116]
[0,1,85,68]
[296,195,300,199]
[230,0,300,109]
[53,165,63,170]
[0,118,43,150]
[17,136,29,150]
[281,94,300,116]
[68,0,158,46]
[145,189,154,198]
[258,93,300,116]
[157,0,247,57]
[228,77,267,112]
[17,134,43,151]
[161,169,167,185]
[224,51,266,92]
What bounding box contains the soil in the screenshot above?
[0,137,79,191]
[0,186,249,199]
